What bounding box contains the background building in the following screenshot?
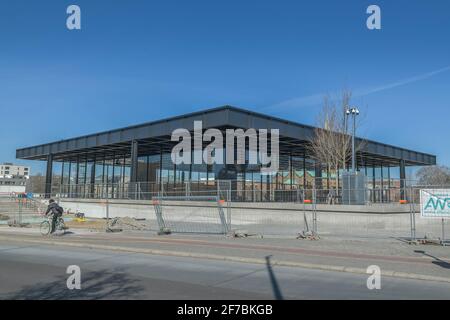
[15,106,436,203]
[0,177,28,193]
[0,163,30,178]
[0,163,30,193]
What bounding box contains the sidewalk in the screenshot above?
[0,225,449,283]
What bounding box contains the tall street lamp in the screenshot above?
[346,107,360,173]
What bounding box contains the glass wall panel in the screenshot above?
[235,171,245,201]
[122,156,131,198]
[105,159,114,199]
[62,161,71,197]
[291,156,304,188]
[123,157,131,184]
[252,171,262,202]
[148,154,160,193]
[78,160,87,198]
[389,166,400,202]
[69,161,78,197]
[86,161,94,198]
[51,162,63,195]
[373,166,382,202]
[94,158,105,198]
[94,160,104,184]
[198,165,208,190]
[78,161,87,184]
[161,152,175,191]
[304,158,315,189]
[277,154,290,191]
[137,156,148,183]
[112,155,123,198]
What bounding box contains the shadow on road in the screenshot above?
[414,250,450,269]
[265,255,284,300]
[3,267,144,300]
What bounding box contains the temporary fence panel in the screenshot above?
[152,195,229,234]
[410,188,450,244]
[0,192,44,225]
[228,189,317,238]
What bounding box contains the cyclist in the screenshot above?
[45,199,64,234]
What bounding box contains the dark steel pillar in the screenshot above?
[60,160,64,198]
[303,156,306,188]
[380,164,384,202]
[129,140,139,199]
[159,147,163,192]
[289,153,293,189]
[67,162,72,196]
[372,166,376,202]
[75,158,80,198]
[90,160,96,198]
[44,154,53,198]
[400,159,406,200]
[387,165,391,202]
[110,156,114,198]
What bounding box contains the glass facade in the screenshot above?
[51,142,412,203]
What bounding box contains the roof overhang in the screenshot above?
[16,106,436,167]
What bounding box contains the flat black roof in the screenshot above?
[16,105,436,166]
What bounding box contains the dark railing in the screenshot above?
[25,178,431,205]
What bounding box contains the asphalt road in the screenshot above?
[1,240,450,300]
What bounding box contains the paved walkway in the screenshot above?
[1,225,449,283]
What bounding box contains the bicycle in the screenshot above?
[40,214,66,236]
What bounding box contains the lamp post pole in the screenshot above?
[352,111,356,172]
[344,110,348,172]
[349,107,359,173]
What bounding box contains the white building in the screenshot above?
[0,163,30,178]
[0,177,27,193]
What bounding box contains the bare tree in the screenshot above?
[416,165,450,186]
[26,174,46,194]
[309,89,366,191]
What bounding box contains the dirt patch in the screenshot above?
[65,218,107,231]
[65,216,152,231]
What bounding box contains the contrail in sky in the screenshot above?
[267,65,450,111]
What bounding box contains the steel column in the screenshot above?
[90,158,96,198]
[129,140,139,199]
[303,155,306,188]
[44,154,53,198]
[400,159,406,200]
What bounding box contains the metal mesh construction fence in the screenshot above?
[406,187,449,244]
[152,195,229,234]
[24,180,449,243]
[0,192,44,225]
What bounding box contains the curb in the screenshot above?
[1,235,449,284]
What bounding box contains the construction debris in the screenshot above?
[228,229,263,239]
[296,212,320,240]
[409,234,444,246]
[109,217,152,231]
[106,227,123,233]
[157,227,172,235]
[7,220,31,228]
[74,212,87,222]
[297,230,320,240]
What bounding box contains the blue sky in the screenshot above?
[1,0,449,175]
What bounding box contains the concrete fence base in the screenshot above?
[57,198,445,239]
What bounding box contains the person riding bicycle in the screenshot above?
[45,199,64,234]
